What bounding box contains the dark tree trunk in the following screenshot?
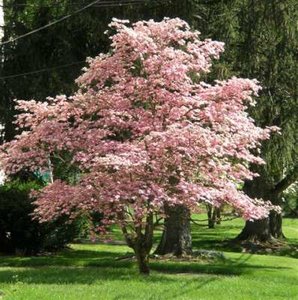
[155,205,192,256]
[269,211,285,239]
[236,174,274,242]
[134,244,150,275]
[237,164,298,242]
[236,169,287,242]
[237,210,285,242]
[236,218,272,242]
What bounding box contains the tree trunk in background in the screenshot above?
[236,173,285,242]
[207,205,222,228]
[216,207,221,224]
[237,212,285,242]
[155,205,192,256]
[267,166,298,239]
[269,211,285,239]
[236,218,272,242]
[236,175,274,242]
[207,204,216,229]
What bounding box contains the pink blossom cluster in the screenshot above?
[0,18,280,228]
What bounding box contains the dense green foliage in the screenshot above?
[195,1,297,188]
[0,0,106,140]
[0,181,81,255]
[188,0,298,239]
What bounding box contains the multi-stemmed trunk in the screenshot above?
[134,241,151,275]
[121,213,154,275]
[155,204,192,256]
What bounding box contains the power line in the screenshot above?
[0,0,161,80]
[0,0,101,47]
[0,0,149,9]
[0,1,153,29]
[94,0,149,7]
[0,60,86,80]
[0,0,153,45]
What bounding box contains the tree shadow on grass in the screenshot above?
[150,253,290,277]
[192,236,298,259]
[190,221,298,259]
[278,244,298,259]
[192,238,242,252]
[0,250,128,268]
[0,248,291,286]
[0,268,221,300]
[0,266,135,285]
[0,264,223,285]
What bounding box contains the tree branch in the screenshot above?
[274,164,298,195]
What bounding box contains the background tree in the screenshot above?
[232,0,298,242]
[158,0,298,247]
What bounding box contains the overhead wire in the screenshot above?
[0,1,158,31]
[0,0,149,9]
[0,0,101,47]
[93,0,149,7]
[0,0,160,80]
[0,61,86,80]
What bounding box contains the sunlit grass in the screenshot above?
[0,217,297,300]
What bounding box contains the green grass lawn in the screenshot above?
[0,217,297,300]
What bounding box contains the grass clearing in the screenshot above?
[0,217,297,300]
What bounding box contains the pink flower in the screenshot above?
[0,17,280,231]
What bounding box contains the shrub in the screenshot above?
[0,181,81,255]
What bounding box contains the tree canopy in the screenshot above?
[0,18,281,273]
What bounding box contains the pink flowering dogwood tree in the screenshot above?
[1,18,279,274]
